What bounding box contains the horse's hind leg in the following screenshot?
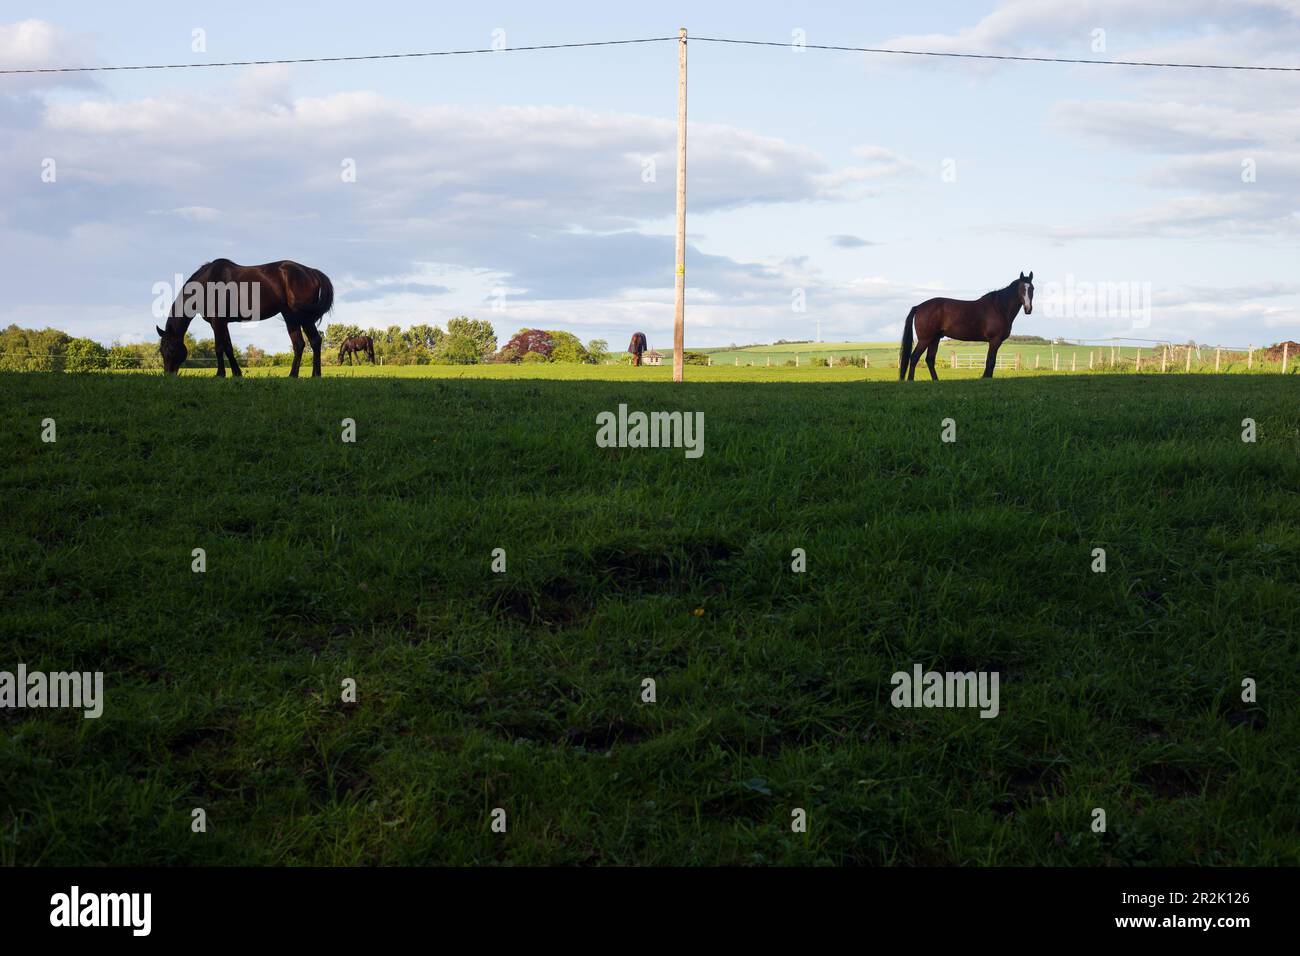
[925,340,940,381]
[907,338,929,381]
[303,321,323,377]
[287,322,305,377]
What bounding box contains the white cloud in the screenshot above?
[1003,193,1298,240]
[0,19,97,90]
[162,206,221,222]
[879,0,1300,63]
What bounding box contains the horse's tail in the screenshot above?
[314,270,334,324]
[899,306,917,380]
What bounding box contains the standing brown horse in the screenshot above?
[628,331,648,366]
[156,259,334,377]
[338,335,376,365]
[900,271,1033,381]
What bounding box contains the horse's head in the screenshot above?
[157,325,187,374]
[1019,271,1034,315]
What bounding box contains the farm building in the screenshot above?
[643,349,664,366]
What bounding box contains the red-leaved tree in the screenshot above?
[499,328,554,362]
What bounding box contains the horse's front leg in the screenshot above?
[983,341,1002,378]
[213,320,226,377]
[221,322,242,377]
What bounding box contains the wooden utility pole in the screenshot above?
[672,27,688,383]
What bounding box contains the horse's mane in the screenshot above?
[987,278,1019,310]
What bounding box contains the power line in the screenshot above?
[3,33,1298,76]
[693,36,1300,72]
[0,36,677,75]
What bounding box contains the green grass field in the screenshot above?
[2,367,1297,865]
[699,340,1272,373]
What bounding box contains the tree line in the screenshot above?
[0,319,633,371]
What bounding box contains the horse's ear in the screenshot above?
[1020,271,1026,281]
[1028,271,1033,281]
[156,325,166,337]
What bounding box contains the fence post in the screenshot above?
[1015,353,1021,371]
[795,353,799,367]
[1285,342,1290,374]
[1136,350,1142,372]
[1035,354,1040,370]
[864,354,869,368]
[1185,348,1191,373]
[1161,347,1167,373]
[766,355,770,367]
[1053,352,1059,371]
[1215,347,1221,372]
[1248,345,1253,370]
[1071,354,1077,372]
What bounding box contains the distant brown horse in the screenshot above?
[339,335,376,365]
[156,258,334,377]
[900,271,1033,380]
[628,331,648,366]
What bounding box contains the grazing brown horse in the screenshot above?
[156,259,334,377]
[338,335,376,365]
[900,271,1033,381]
[628,331,648,366]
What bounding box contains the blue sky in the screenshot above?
[3,1,1299,351]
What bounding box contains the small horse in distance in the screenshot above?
[900,271,1034,380]
[339,335,376,365]
[157,259,334,377]
[628,331,648,366]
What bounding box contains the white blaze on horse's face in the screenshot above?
[1021,280,1034,315]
